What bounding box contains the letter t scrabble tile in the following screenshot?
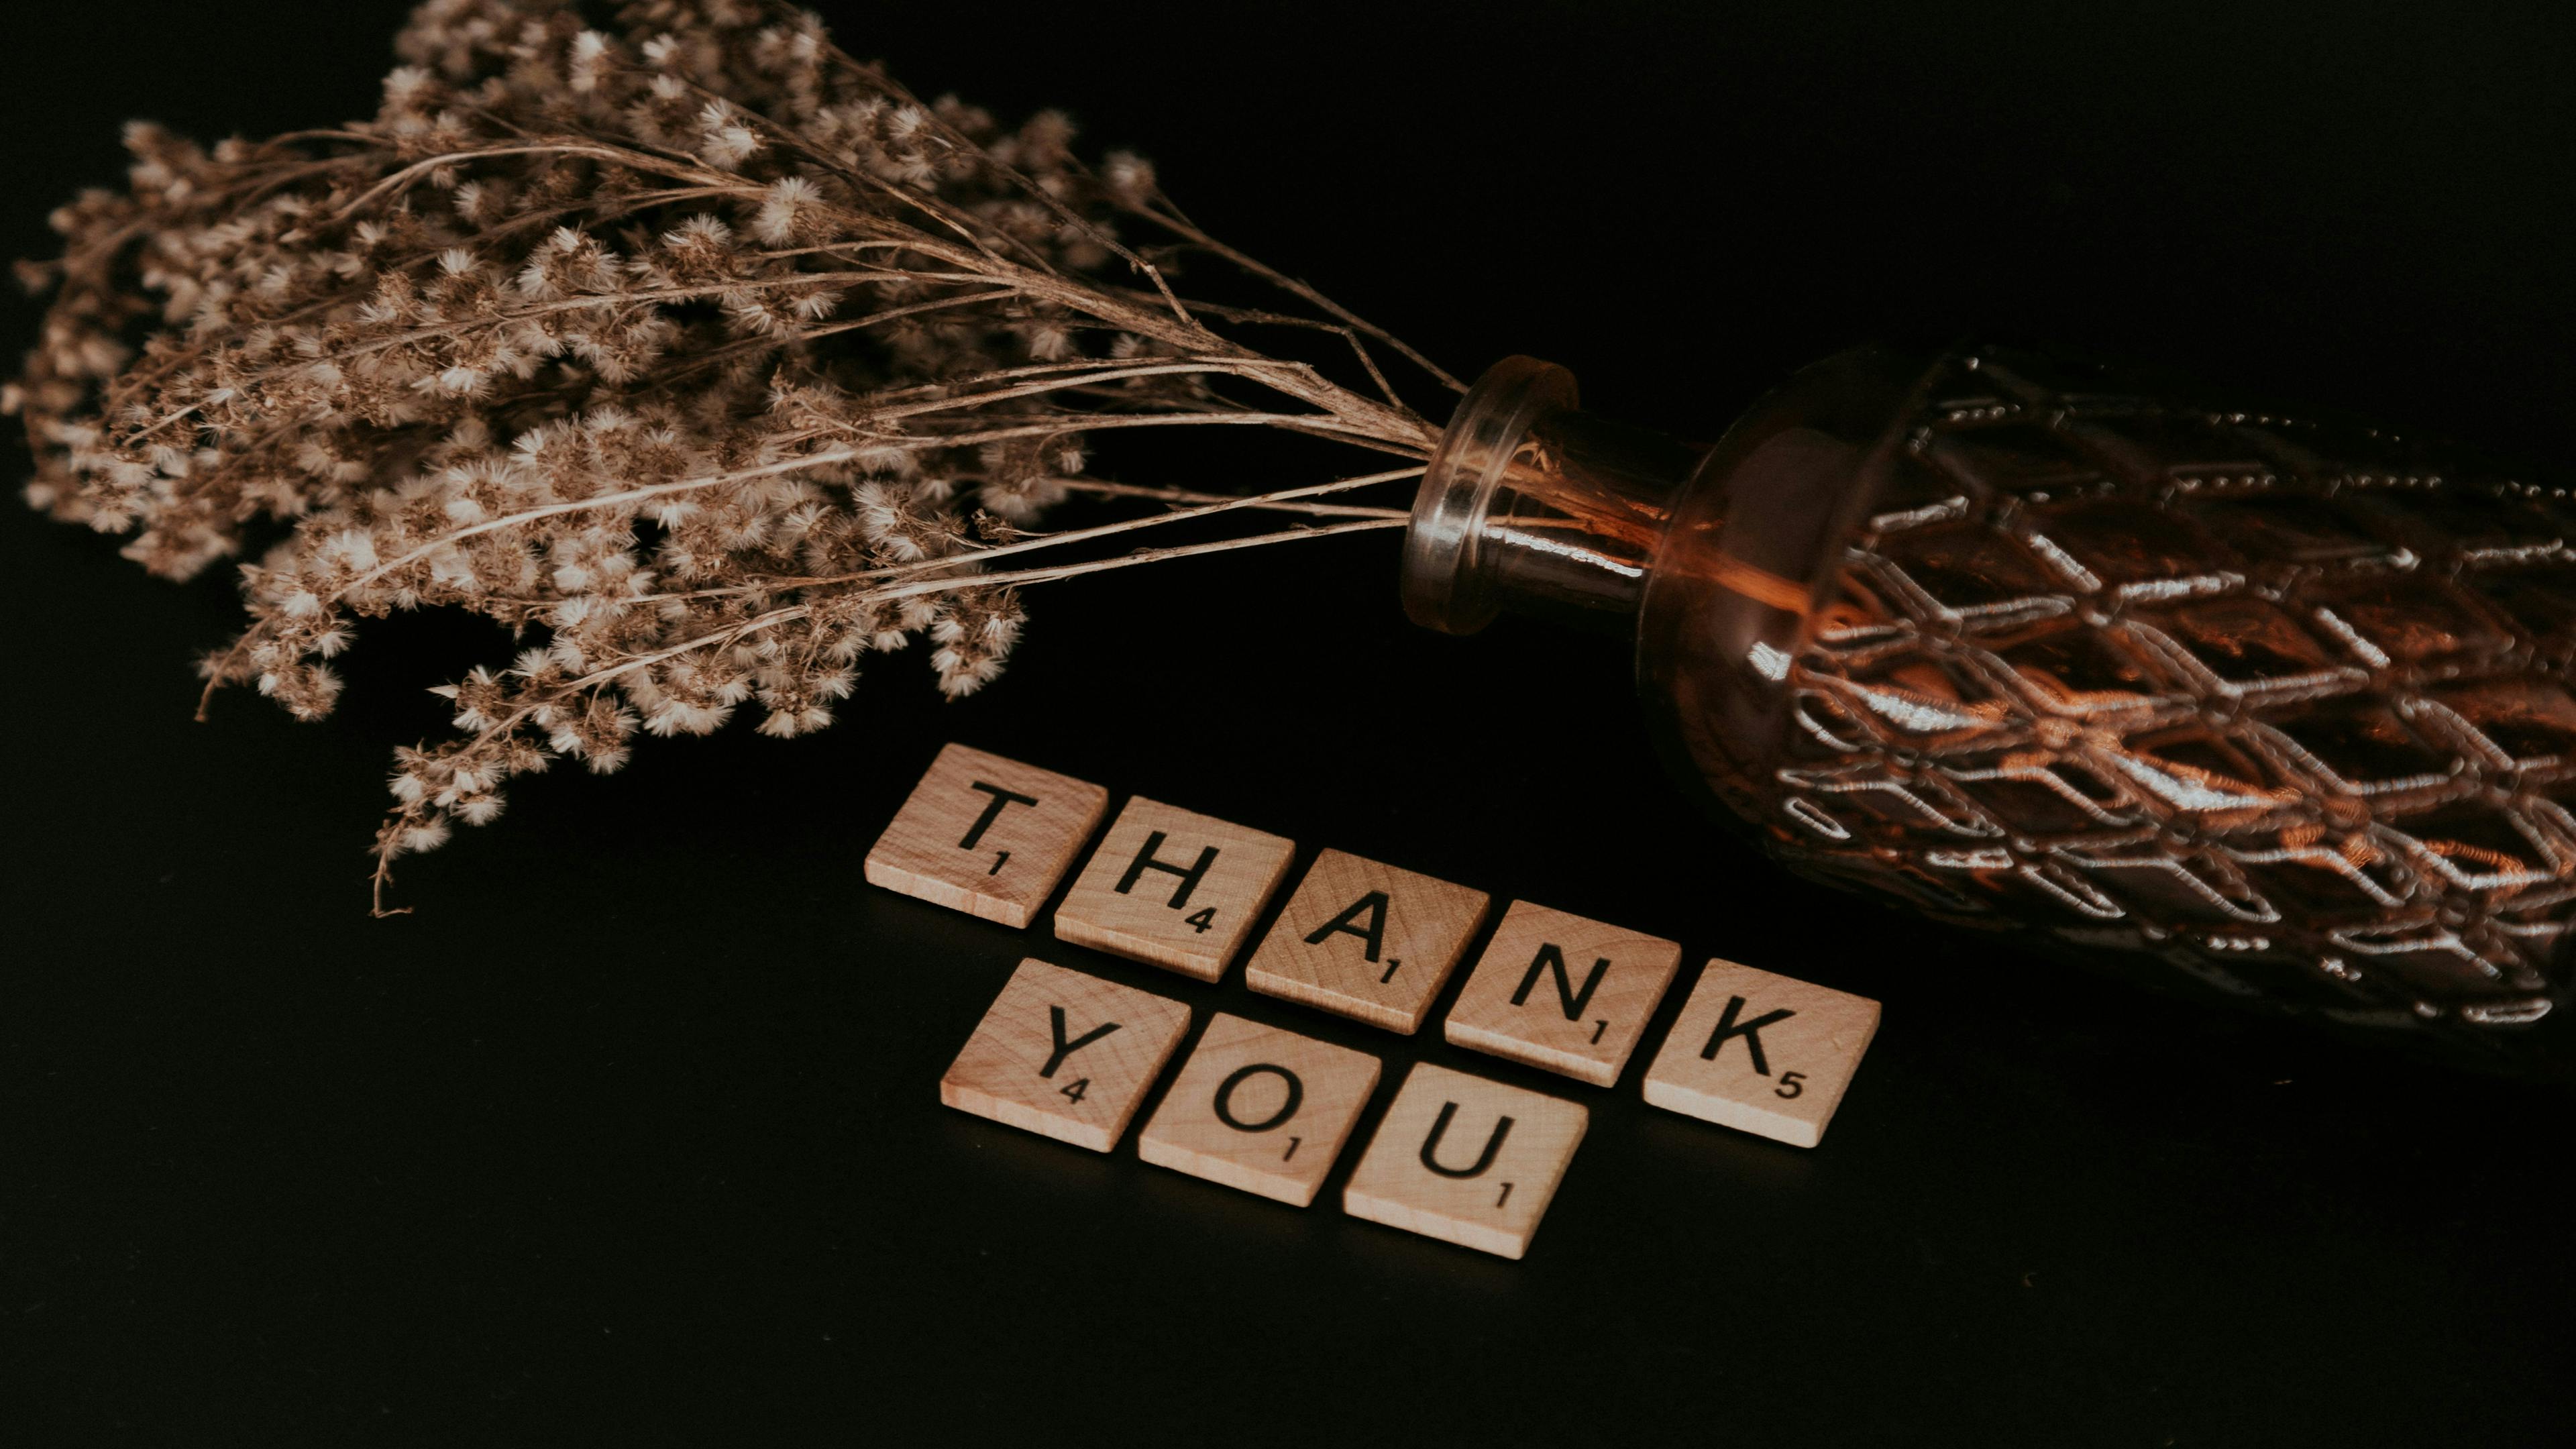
[1342,1063,1587,1260]
[1137,1014,1382,1208]
[1442,900,1682,1086]
[939,959,1191,1152]
[865,743,1109,928]
[1053,798,1295,981]
[1641,959,1880,1148]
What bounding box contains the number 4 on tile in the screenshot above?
[1055,800,1294,982]
[940,959,1191,1153]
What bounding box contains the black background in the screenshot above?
[7,1,2576,1443]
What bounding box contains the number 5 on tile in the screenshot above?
[1641,959,1879,1148]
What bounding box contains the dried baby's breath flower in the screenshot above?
[10,0,1450,912]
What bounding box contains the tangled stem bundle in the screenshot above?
[6,0,1449,910]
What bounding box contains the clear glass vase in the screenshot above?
[1402,347,2576,1067]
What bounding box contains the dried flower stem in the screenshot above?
[1055,478,1405,519]
[11,0,1452,911]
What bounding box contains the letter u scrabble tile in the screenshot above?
[939,959,1192,1152]
[865,743,1110,928]
[1137,1014,1382,1208]
[1442,900,1682,1086]
[1641,959,1880,1148]
[1053,798,1295,981]
[1243,849,1491,1034]
[1342,1063,1587,1260]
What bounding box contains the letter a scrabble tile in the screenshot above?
[939,959,1191,1152]
[866,744,1110,928]
[1137,1014,1382,1208]
[1243,849,1491,1034]
[1052,798,1295,981]
[1342,1063,1587,1260]
[1641,959,1880,1148]
[1442,900,1682,1087]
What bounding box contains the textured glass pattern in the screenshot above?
[1767,353,2573,1034]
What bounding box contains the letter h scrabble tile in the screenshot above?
[1342,1063,1588,1260]
[866,743,1109,928]
[1137,1014,1382,1208]
[1053,798,1295,981]
[940,959,1192,1152]
[1641,959,1880,1148]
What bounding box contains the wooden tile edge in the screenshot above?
[1242,969,1427,1034]
[1051,916,1226,981]
[938,1077,1118,1152]
[1136,1138,1317,1208]
[1440,1019,1621,1087]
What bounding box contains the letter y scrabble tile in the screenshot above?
[940,959,1191,1152]
[1641,959,1879,1148]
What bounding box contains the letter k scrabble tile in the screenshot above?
[1641,959,1880,1148]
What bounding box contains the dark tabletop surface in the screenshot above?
[8,1,2574,1443]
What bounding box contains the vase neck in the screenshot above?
[1399,357,1704,635]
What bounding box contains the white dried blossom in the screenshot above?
[11,0,1444,912]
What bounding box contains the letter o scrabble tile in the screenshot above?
[1442,900,1682,1086]
[1053,797,1295,981]
[866,744,1109,928]
[1244,849,1491,1034]
[939,959,1191,1152]
[1341,1063,1587,1260]
[1642,959,1880,1148]
[1137,1014,1382,1208]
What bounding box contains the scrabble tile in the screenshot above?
[1642,959,1880,1148]
[1053,797,1295,981]
[1442,900,1682,1087]
[1341,1063,1587,1260]
[1243,849,1490,1034]
[865,743,1109,928]
[939,959,1191,1152]
[1136,1014,1382,1207]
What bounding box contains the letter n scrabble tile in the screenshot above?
[865,743,1109,928]
[1642,959,1880,1148]
[1137,1014,1382,1208]
[939,959,1191,1152]
[1053,798,1295,981]
[1442,900,1682,1086]
[1342,1063,1587,1260]
[1243,849,1490,1034]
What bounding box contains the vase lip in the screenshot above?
[1400,355,1581,635]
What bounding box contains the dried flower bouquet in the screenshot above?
[7,0,1453,910]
